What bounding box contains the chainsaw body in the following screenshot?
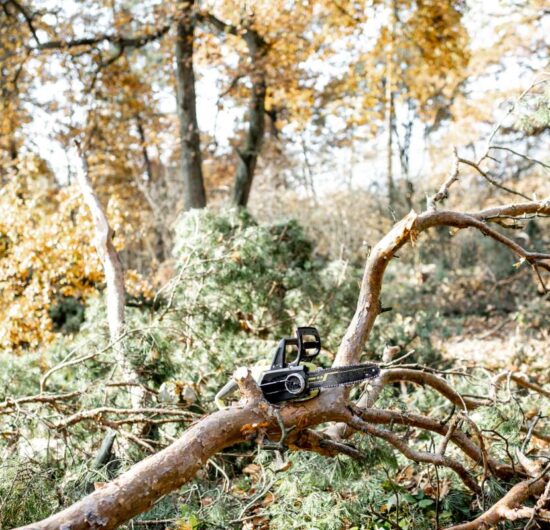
[259,327,321,403]
[259,327,380,404]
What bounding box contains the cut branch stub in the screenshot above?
[233,367,264,404]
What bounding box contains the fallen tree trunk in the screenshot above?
[21,407,256,530]
[18,373,348,530]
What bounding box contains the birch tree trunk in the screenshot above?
[75,143,143,409]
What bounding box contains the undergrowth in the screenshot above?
[0,209,547,530]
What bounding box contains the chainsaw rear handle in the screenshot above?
[270,327,321,369]
[291,326,321,366]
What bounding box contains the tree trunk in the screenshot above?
[385,87,394,206]
[175,1,206,211]
[135,114,166,263]
[233,30,267,208]
[385,0,396,207]
[396,99,415,211]
[16,372,348,530]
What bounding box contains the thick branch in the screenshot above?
[35,24,171,52]
[348,415,481,493]
[351,406,516,479]
[383,368,487,410]
[445,475,549,530]
[290,428,366,460]
[16,407,261,530]
[19,388,348,529]
[333,200,550,367]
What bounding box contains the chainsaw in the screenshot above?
[259,327,380,404]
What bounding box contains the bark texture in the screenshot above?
[75,144,146,411]
[75,157,125,343]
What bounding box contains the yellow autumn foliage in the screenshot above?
[0,154,151,351]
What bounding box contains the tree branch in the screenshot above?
[0,391,81,413]
[55,407,195,430]
[17,388,349,530]
[196,11,239,36]
[457,156,532,201]
[350,406,517,479]
[428,147,460,209]
[35,24,171,52]
[383,368,488,410]
[444,475,549,530]
[333,199,550,368]
[4,0,41,45]
[348,414,481,493]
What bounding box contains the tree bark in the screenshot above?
[75,142,144,411]
[233,30,267,207]
[75,147,126,343]
[135,114,166,263]
[18,407,259,530]
[445,476,548,530]
[175,1,206,211]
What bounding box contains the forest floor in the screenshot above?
[442,314,546,370]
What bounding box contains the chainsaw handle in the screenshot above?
[271,327,321,369]
[291,326,321,366]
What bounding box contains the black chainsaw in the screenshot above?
[258,327,380,404]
